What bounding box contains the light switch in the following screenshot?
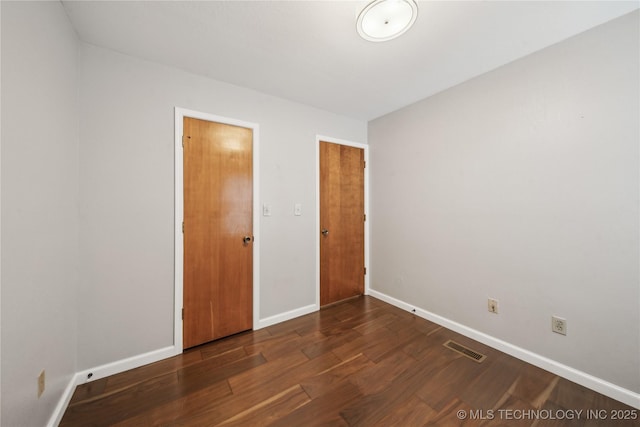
[263,204,272,216]
[294,203,302,216]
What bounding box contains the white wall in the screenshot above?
[1,1,79,425]
[369,10,639,394]
[1,4,3,424]
[1,3,3,424]
[4,1,635,422]
[77,44,366,369]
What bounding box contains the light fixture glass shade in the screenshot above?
[357,0,418,42]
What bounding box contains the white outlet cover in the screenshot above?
[487,298,499,314]
[552,316,567,335]
[262,204,272,216]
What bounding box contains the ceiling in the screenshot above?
[61,1,639,121]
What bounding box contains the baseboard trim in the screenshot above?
[256,303,318,329]
[49,302,321,426]
[47,345,177,426]
[46,292,639,426]
[46,373,78,427]
[48,302,320,426]
[368,289,640,409]
[75,345,178,385]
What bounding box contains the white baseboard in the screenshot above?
[48,302,319,426]
[47,345,177,427]
[256,303,318,329]
[368,289,640,409]
[46,373,78,427]
[47,292,639,427]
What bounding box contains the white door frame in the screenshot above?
[315,135,370,308]
[174,107,260,354]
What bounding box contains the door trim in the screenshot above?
[174,107,260,354]
[315,135,369,308]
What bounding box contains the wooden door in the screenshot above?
[320,141,365,306]
[183,117,253,349]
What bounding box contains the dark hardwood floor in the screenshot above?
[60,296,638,426]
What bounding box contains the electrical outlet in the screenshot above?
[552,316,567,335]
[487,298,499,314]
[37,370,45,398]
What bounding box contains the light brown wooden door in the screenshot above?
[183,117,253,349]
[320,141,365,306]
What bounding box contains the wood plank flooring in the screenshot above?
[60,296,638,426]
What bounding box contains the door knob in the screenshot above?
[243,236,253,245]
[321,229,329,236]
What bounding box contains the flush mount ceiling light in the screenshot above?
[356,0,418,42]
